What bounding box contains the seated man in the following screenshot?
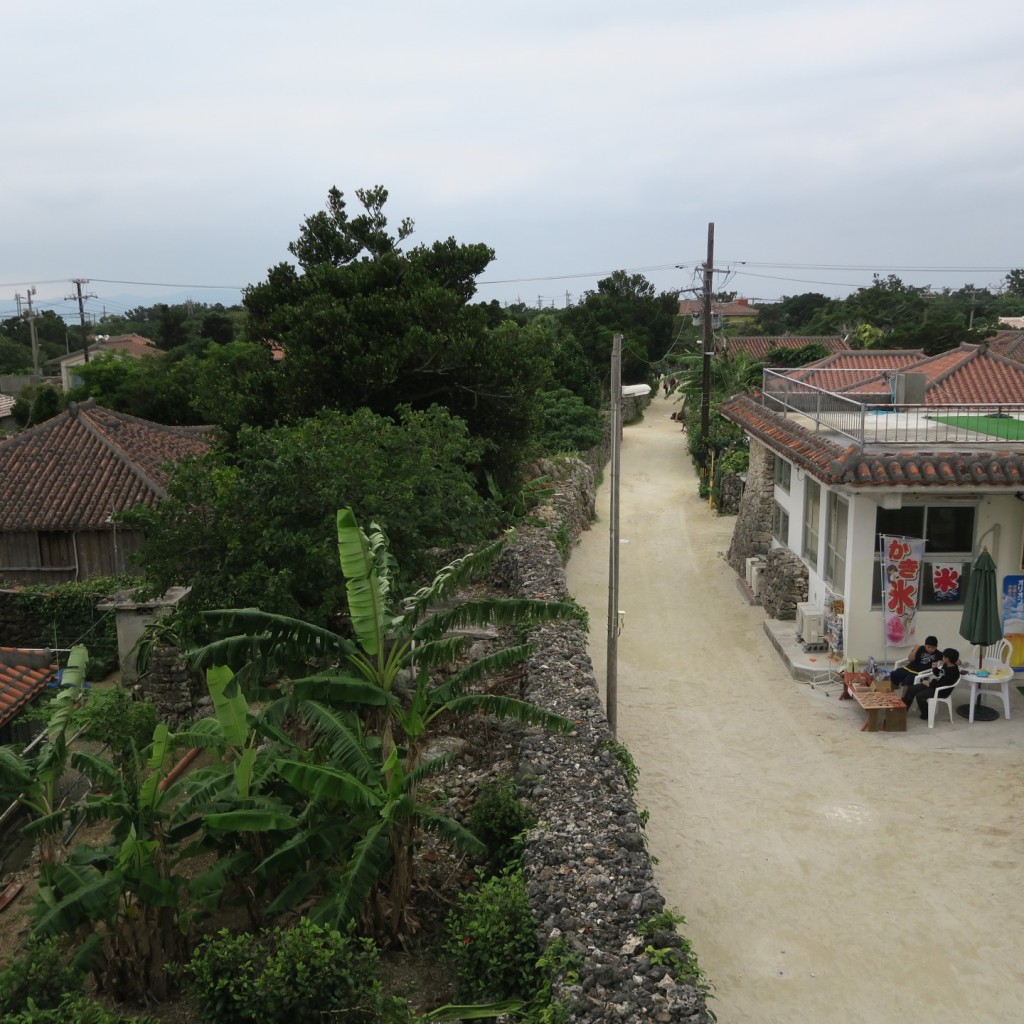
[890,635,941,692]
[902,647,961,719]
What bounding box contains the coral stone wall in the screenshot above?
[759,547,809,621]
[726,439,774,575]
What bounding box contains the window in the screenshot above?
[38,532,75,569]
[802,480,821,568]
[772,501,789,544]
[825,493,848,592]
[872,505,976,606]
[774,458,792,493]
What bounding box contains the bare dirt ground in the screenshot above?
[566,393,1024,1024]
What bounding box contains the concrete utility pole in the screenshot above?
[699,222,715,449]
[607,332,623,740]
[19,287,41,378]
[70,279,95,362]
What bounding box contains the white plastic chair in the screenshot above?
[967,638,1014,722]
[927,673,962,728]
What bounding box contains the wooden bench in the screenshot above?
[840,672,907,731]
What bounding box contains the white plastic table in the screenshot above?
[962,664,1015,723]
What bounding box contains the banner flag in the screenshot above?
[931,562,962,602]
[882,535,926,646]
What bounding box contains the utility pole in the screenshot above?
[17,288,41,378]
[699,222,715,450]
[69,279,95,362]
[606,332,623,740]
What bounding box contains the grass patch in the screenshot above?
[929,414,1024,440]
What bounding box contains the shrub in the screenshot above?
[532,389,604,457]
[469,778,536,871]
[71,687,158,766]
[183,918,408,1024]
[445,869,538,1001]
[0,936,85,1015]
[639,908,708,989]
[6,579,128,678]
[718,448,749,474]
[5,995,156,1023]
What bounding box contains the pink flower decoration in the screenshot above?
[886,614,906,645]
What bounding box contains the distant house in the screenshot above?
[716,335,846,362]
[997,316,1024,329]
[721,343,1024,667]
[0,400,213,584]
[57,334,162,391]
[678,297,759,321]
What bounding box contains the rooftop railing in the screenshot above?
[760,368,1024,448]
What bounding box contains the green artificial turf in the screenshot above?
[929,414,1024,440]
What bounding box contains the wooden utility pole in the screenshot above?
[71,279,93,362]
[699,222,715,449]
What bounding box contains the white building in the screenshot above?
[722,344,1024,667]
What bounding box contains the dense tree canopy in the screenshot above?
[243,186,554,485]
[561,269,678,388]
[747,272,1024,353]
[121,404,492,623]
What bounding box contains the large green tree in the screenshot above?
[243,185,554,486]
[561,270,678,388]
[121,405,492,622]
[752,292,836,335]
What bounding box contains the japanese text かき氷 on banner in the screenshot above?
[882,535,926,646]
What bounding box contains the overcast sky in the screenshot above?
[3,0,1022,324]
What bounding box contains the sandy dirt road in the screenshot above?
[565,393,1024,1024]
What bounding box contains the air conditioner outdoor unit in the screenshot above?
[795,601,825,644]
[744,556,762,587]
[750,561,767,598]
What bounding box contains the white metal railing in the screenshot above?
[761,369,1024,448]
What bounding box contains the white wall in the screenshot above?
[844,492,1024,665]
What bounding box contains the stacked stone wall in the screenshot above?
[760,547,809,620]
[140,643,207,727]
[726,439,774,575]
[497,449,713,1024]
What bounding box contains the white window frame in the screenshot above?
[802,479,821,568]
[772,500,789,544]
[824,492,848,592]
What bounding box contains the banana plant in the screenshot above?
[194,509,579,753]
[30,722,190,1002]
[189,507,582,939]
[0,662,89,867]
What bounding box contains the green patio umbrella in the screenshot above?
[957,547,1003,721]
[959,548,1003,668]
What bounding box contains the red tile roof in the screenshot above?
[59,334,161,364]
[721,390,1024,488]
[720,336,846,361]
[788,350,924,393]
[0,647,56,728]
[982,331,1024,363]
[780,344,1024,405]
[0,401,214,530]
